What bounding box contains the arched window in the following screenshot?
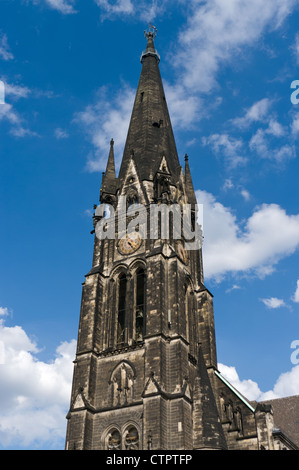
[135,268,145,341]
[107,429,121,450]
[124,426,139,450]
[104,426,140,450]
[184,284,191,343]
[117,274,127,345]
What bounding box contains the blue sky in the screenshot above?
[0,0,299,450]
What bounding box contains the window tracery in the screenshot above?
[104,425,140,450]
[107,429,121,450]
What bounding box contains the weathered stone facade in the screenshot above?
[65,28,299,451]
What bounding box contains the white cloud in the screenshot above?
[266,119,286,137]
[260,365,299,400]
[222,178,234,191]
[230,98,295,164]
[0,317,76,449]
[3,82,31,100]
[218,362,299,402]
[291,114,299,136]
[36,0,77,14]
[164,82,202,129]
[222,180,250,201]
[0,307,9,317]
[240,189,251,201]
[202,133,247,168]
[54,128,69,139]
[232,99,286,141]
[293,33,299,64]
[249,128,296,163]
[293,280,299,303]
[260,297,286,309]
[174,0,298,93]
[232,98,273,129]
[0,33,14,61]
[1,78,57,102]
[0,80,38,137]
[94,0,170,20]
[0,102,37,138]
[74,85,135,172]
[29,0,77,14]
[225,284,242,294]
[95,0,134,16]
[0,103,22,126]
[218,363,263,401]
[197,189,299,280]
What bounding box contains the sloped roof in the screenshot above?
[258,395,299,447]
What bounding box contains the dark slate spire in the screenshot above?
[184,154,197,205]
[118,25,181,186]
[101,138,117,196]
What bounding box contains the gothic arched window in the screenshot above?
[124,426,139,450]
[135,268,145,342]
[117,274,127,345]
[107,429,121,450]
[104,425,140,450]
[184,284,191,343]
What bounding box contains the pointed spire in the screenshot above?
[118,27,180,186]
[101,138,116,196]
[184,154,197,205]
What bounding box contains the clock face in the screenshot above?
[176,240,188,265]
[118,232,142,255]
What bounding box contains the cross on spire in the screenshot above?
[144,22,157,40]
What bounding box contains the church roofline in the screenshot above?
[214,369,256,413]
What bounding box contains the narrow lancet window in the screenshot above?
[135,268,145,341]
[117,274,127,345]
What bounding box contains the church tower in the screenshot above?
[66,26,295,452]
[65,25,225,451]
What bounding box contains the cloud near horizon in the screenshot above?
[0,316,75,449]
[0,312,298,449]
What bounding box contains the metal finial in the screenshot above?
[144,22,157,40]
